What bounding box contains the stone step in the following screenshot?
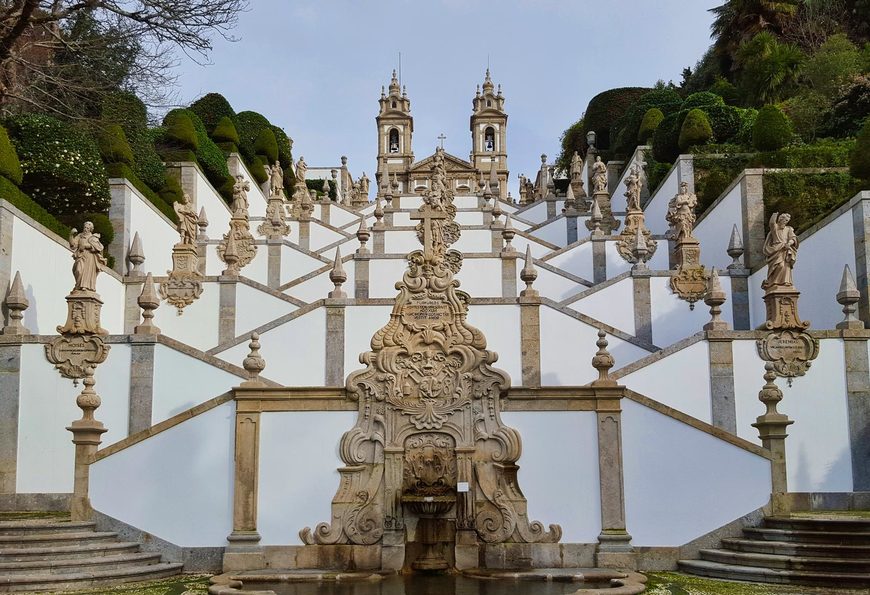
[0,542,140,563]
[765,515,870,532]
[0,561,183,592]
[677,559,870,587]
[0,521,96,537]
[743,527,870,545]
[699,548,870,572]
[0,552,162,575]
[722,537,870,559]
[0,532,118,550]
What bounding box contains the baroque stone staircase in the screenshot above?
[678,513,870,587]
[0,513,182,592]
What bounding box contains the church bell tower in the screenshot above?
[376,70,413,193]
[470,69,508,198]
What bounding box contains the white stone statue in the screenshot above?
[624,166,642,212]
[762,212,799,291]
[69,221,107,292]
[591,156,607,194]
[174,192,199,246]
[232,175,250,218]
[570,151,582,179]
[295,156,307,183]
[665,182,698,243]
[269,161,283,197]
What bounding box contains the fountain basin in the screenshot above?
[401,493,455,515]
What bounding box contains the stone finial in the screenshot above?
[391,171,399,193]
[491,193,503,226]
[321,178,331,202]
[2,271,29,335]
[590,197,603,237]
[752,363,792,433]
[75,365,102,419]
[507,191,514,204]
[703,267,729,331]
[520,245,538,297]
[373,196,385,227]
[591,329,617,387]
[546,166,556,195]
[727,224,744,269]
[126,232,145,277]
[836,264,864,329]
[482,180,493,203]
[541,153,547,165]
[241,332,266,387]
[630,226,649,271]
[222,231,240,276]
[489,158,499,193]
[197,207,209,241]
[356,217,370,254]
[328,247,347,299]
[501,213,516,253]
[564,183,576,212]
[134,272,160,334]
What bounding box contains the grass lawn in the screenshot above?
[645,572,868,594]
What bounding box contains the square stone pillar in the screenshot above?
[545,197,557,219]
[0,344,21,493]
[740,170,766,270]
[320,202,331,226]
[501,252,518,298]
[566,213,578,245]
[631,270,652,345]
[706,332,737,433]
[519,296,541,388]
[727,268,751,330]
[592,236,607,284]
[355,254,370,299]
[218,276,238,345]
[226,404,263,564]
[490,223,503,253]
[843,331,870,489]
[123,279,145,334]
[852,196,870,326]
[324,299,346,386]
[197,239,208,275]
[297,219,311,252]
[267,238,282,290]
[0,206,14,300]
[372,225,385,255]
[606,161,624,197]
[128,336,156,435]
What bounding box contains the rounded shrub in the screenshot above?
[161,109,198,160]
[272,125,293,168]
[638,108,664,144]
[652,110,687,163]
[734,108,758,146]
[679,109,713,151]
[850,118,870,180]
[0,125,23,185]
[582,87,653,151]
[96,124,134,166]
[186,110,232,201]
[752,105,793,151]
[189,93,237,137]
[248,155,268,184]
[610,89,683,157]
[237,110,272,162]
[682,91,725,111]
[709,79,740,105]
[6,114,111,216]
[100,92,166,192]
[158,174,184,207]
[61,212,114,247]
[212,116,240,154]
[254,127,278,164]
[704,105,741,143]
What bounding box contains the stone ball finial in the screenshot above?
[703,267,729,331]
[341,155,348,166]
[356,217,370,254]
[591,329,617,387]
[241,332,266,387]
[75,365,101,419]
[501,214,516,253]
[540,154,547,164]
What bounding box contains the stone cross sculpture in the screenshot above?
[301,149,560,568]
[667,182,708,308]
[160,192,204,314]
[756,212,819,382]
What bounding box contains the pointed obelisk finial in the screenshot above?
[590,197,603,237]
[373,195,385,228]
[631,226,649,270]
[703,267,729,331]
[591,330,617,387]
[2,271,29,335]
[127,232,145,277]
[727,224,744,269]
[222,231,240,276]
[491,192,503,226]
[356,217,370,254]
[135,272,160,334]
[328,247,347,299]
[836,264,864,329]
[197,207,209,241]
[241,332,266,387]
[520,245,538,297]
[489,157,499,194]
[501,213,516,253]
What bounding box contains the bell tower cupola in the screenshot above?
[376,69,413,193]
[470,68,508,198]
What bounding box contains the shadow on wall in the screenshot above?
[792,441,853,493]
[25,283,38,333]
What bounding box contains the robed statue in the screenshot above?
[762,212,799,291]
[174,192,198,246]
[665,182,698,243]
[269,161,284,197]
[232,175,251,218]
[69,221,107,292]
[591,156,607,194]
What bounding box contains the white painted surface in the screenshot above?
[95,273,125,335]
[569,278,635,336]
[452,229,495,254]
[151,344,241,425]
[539,307,650,386]
[258,411,357,545]
[502,411,601,542]
[466,304,522,384]
[694,182,743,271]
[546,242,594,281]
[17,344,130,493]
[643,164,679,235]
[749,267,767,328]
[510,234,553,259]
[455,211,483,226]
[328,206,359,229]
[532,218,567,247]
[308,222,346,252]
[732,339,853,492]
[622,398,771,546]
[90,401,234,547]
[344,305,394,376]
[621,341,712,423]
[239,242,269,286]
[128,186,176,277]
[286,262,354,303]
[524,265,585,302]
[384,230,420,254]
[454,258,502,298]
[217,308,326,386]
[650,275,733,348]
[518,202,549,224]
[392,211,412,226]
[280,245,328,285]
[792,210,856,331]
[604,240,668,280]
[155,282,220,351]
[367,259,410,298]
[194,167,231,238]
[235,283,296,337]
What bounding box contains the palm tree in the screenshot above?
[735,31,805,105]
[710,0,800,70]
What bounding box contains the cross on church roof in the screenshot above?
[437,133,446,149]
[410,206,447,260]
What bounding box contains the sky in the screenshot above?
[172,0,722,196]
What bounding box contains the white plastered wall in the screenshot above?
[455,258,502,298]
[216,308,326,386]
[643,165,680,236]
[501,411,601,542]
[308,223,346,252]
[128,188,177,277]
[650,275,734,348]
[367,259,411,298]
[622,398,771,546]
[510,235,552,259]
[328,205,359,228]
[194,167,231,237]
[344,305,393,376]
[280,245,328,284]
[257,411,357,545]
[465,304,522,384]
[17,344,130,493]
[604,240,668,279]
[517,202,549,224]
[620,341,712,424]
[384,230,420,254]
[732,339,853,491]
[90,402,234,547]
[155,282,220,351]
[693,181,743,271]
[545,243,594,282]
[538,307,650,386]
[524,266,585,302]
[568,279,635,337]
[532,218,567,248]
[452,229,495,254]
[285,264,354,303]
[235,284,296,336]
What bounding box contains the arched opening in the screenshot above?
[487,100,492,107]
[484,127,495,152]
[389,128,400,153]
[391,101,397,109]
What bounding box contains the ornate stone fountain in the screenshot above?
[300,147,561,571]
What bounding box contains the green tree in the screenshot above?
[679,109,714,151]
[710,0,799,69]
[801,33,862,98]
[556,118,584,174]
[851,117,870,179]
[638,109,664,144]
[736,31,804,106]
[752,104,793,150]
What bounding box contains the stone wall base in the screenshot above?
[0,493,71,511]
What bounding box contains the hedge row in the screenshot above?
[763,171,860,234]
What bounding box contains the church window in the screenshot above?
[389,128,399,153]
[487,100,491,107]
[484,127,495,152]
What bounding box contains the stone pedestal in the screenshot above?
[585,192,619,235]
[159,243,203,314]
[58,291,108,336]
[760,287,809,331]
[67,372,107,522]
[752,364,794,515]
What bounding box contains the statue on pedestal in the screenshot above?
[591,156,607,194]
[761,213,798,292]
[269,161,284,197]
[174,192,198,246]
[232,175,251,219]
[69,222,107,292]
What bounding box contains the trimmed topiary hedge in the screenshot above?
[254,127,278,165]
[709,79,740,105]
[159,109,198,162]
[609,89,682,157]
[159,174,184,207]
[0,176,70,238]
[851,118,870,180]
[61,211,114,248]
[682,91,724,111]
[187,110,232,202]
[100,92,166,193]
[694,154,753,214]
[748,139,855,168]
[212,116,240,154]
[6,114,111,216]
[189,93,238,137]
[272,126,295,194]
[763,171,860,233]
[679,109,713,151]
[0,125,23,185]
[652,110,687,163]
[96,124,134,166]
[704,105,741,143]
[237,111,272,163]
[752,105,793,151]
[105,162,178,223]
[582,87,653,152]
[638,108,664,144]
